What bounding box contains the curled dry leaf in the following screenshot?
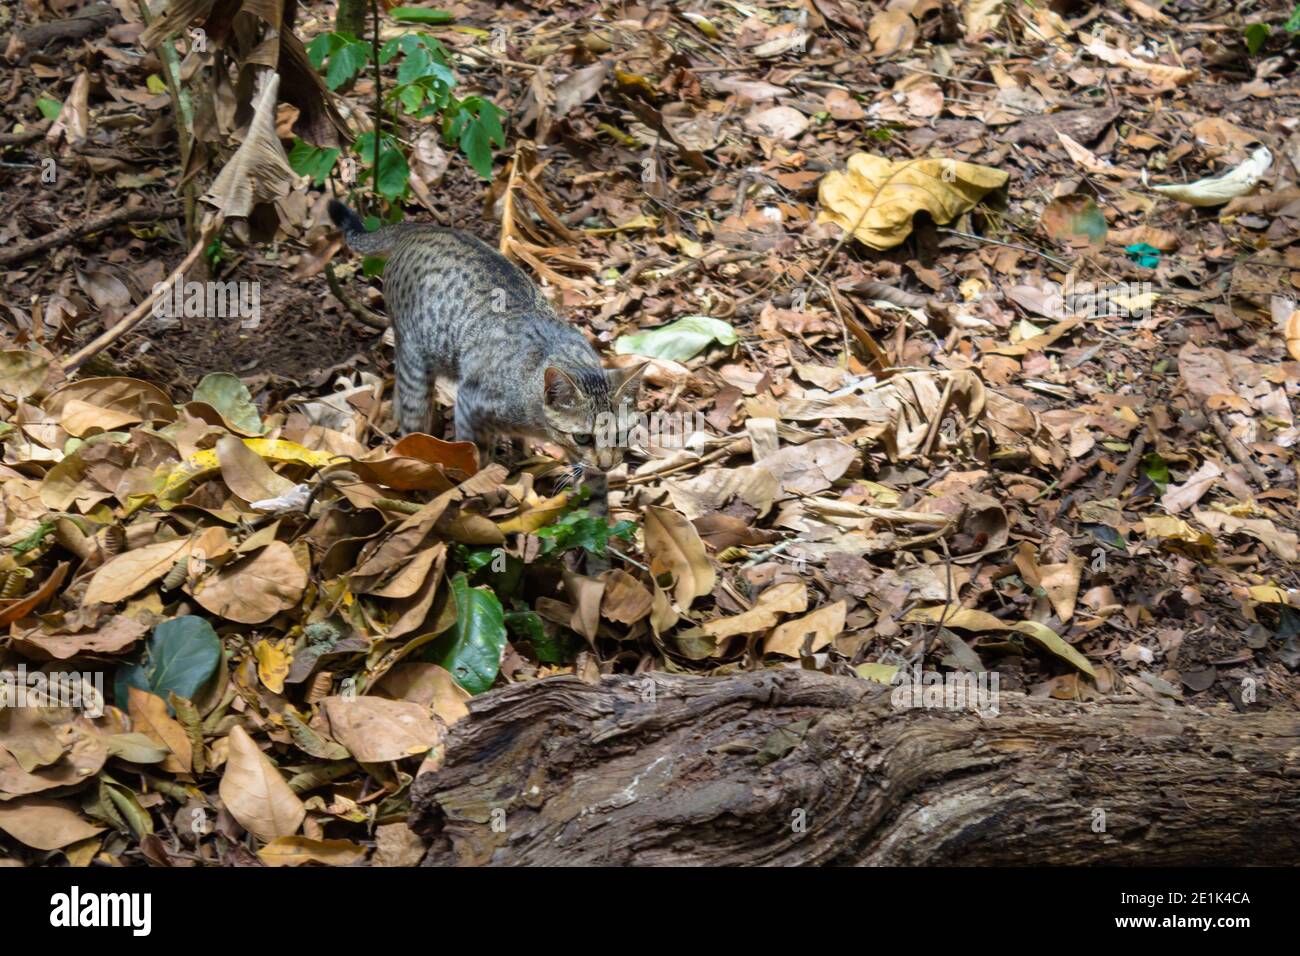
[218,724,305,843]
[642,506,716,609]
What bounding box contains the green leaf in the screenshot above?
[306,32,348,69]
[427,573,506,694]
[397,44,433,85]
[375,144,410,199]
[325,38,372,90]
[390,7,454,24]
[36,96,62,120]
[1141,453,1170,493]
[614,315,738,362]
[1245,22,1270,54]
[534,509,634,558]
[397,83,426,113]
[288,140,341,186]
[445,98,505,180]
[507,610,579,664]
[192,372,263,435]
[114,616,222,713]
[1286,5,1300,32]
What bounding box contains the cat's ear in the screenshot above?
[608,362,649,401]
[544,366,581,408]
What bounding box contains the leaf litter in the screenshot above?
[2,0,1300,865]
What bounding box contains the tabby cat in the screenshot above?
[328,200,644,471]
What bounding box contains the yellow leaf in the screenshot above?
[254,639,292,694]
[496,491,570,534]
[156,439,339,506]
[817,153,1008,250]
[855,662,900,685]
[1248,586,1293,605]
[703,581,806,640]
[258,836,368,867]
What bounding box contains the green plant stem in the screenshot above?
[135,0,197,244]
[371,0,382,215]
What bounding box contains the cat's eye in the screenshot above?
[572,433,594,447]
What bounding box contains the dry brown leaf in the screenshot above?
[257,836,367,867]
[216,434,296,504]
[0,797,105,851]
[127,688,192,774]
[189,541,307,624]
[764,600,847,657]
[322,695,442,763]
[643,506,715,609]
[218,724,305,843]
[703,580,807,640]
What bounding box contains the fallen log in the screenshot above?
[409,670,1300,866]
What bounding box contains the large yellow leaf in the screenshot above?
[156,438,339,506]
[218,724,304,843]
[817,153,1008,250]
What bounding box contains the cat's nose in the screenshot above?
[593,446,621,471]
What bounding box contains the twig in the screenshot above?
[456,46,543,72]
[325,262,387,329]
[1108,431,1149,500]
[61,220,218,373]
[1209,413,1270,489]
[0,204,181,266]
[936,227,1071,268]
[0,121,52,146]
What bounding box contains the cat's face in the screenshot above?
[542,363,648,471]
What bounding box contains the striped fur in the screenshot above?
[328,200,643,469]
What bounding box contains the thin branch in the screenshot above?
[61,220,219,373]
[0,204,182,266]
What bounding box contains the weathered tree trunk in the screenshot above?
[409,671,1300,866]
[335,0,367,38]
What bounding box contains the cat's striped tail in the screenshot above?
[327,199,400,255]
